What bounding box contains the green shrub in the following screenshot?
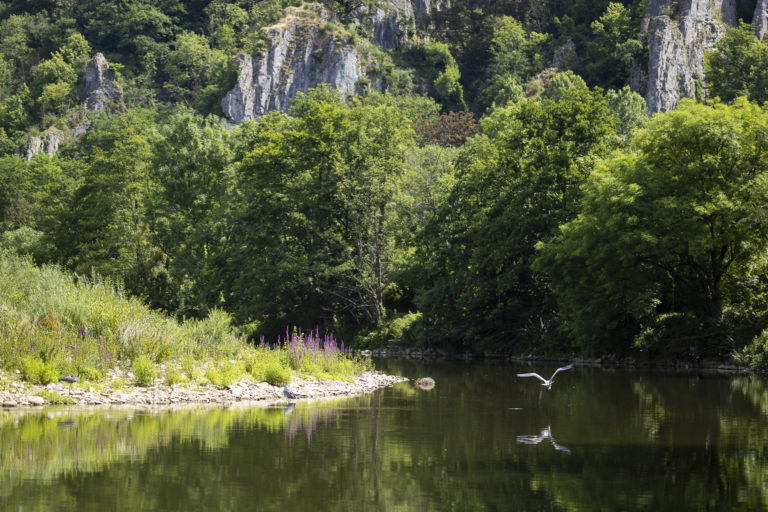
[735,329,768,368]
[36,389,75,404]
[164,367,184,386]
[20,357,58,385]
[78,366,102,382]
[179,309,241,358]
[204,366,222,386]
[263,361,290,386]
[132,355,158,386]
[205,361,243,387]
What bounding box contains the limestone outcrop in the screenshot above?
[370,0,443,49]
[755,0,768,39]
[632,0,768,114]
[633,0,735,114]
[25,127,64,161]
[372,3,409,49]
[222,4,366,124]
[80,52,124,112]
[26,53,124,159]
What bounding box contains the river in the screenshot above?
[2,359,767,511]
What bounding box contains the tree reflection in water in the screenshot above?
[3,363,768,511]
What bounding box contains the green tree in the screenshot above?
[148,108,234,316]
[163,31,229,107]
[205,0,249,53]
[584,2,643,88]
[540,70,587,101]
[343,101,413,326]
[415,86,618,351]
[605,85,648,142]
[0,155,31,232]
[56,109,162,298]
[75,0,183,64]
[223,88,351,335]
[481,16,549,110]
[223,86,413,338]
[706,22,768,104]
[489,16,549,82]
[537,99,768,357]
[402,42,467,111]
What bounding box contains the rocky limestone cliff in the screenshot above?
[370,0,444,49]
[633,0,768,114]
[755,0,768,39]
[80,52,124,112]
[372,1,411,49]
[633,0,735,114]
[222,4,366,124]
[27,53,123,160]
[25,127,64,161]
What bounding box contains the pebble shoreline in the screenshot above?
[0,369,408,408]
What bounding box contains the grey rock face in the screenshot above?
[551,39,577,70]
[371,0,421,49]
[372,5,408,49]
[25,127,64,161]
[370,0,446,48]
[25,52,121,159]
[755,0,768,40]
[411,0,436,25]
[222,4,365,124]
[80,53,123,112]
[634,0,736,114]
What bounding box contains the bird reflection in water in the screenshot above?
[516,426,571,454]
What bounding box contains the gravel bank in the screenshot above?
[0,369,407,408]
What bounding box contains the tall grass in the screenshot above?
[0,253,368,385]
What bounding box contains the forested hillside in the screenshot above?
[3,0,768,364]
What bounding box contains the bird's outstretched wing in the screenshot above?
[549,364,573,380]
[517,372,547,383]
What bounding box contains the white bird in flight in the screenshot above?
[517,364,573,389]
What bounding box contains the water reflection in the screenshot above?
[516,426,571,454]
[0,399,354,484]
[284,403,344,446]
[2,362,768,511]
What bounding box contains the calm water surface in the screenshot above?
[2,359,768,511]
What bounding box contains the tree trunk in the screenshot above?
[374,205,384,326]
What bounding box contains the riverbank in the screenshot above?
[358,347,754,373]
[0,368,407,408]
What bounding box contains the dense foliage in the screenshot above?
[0,252,368,385]
[4,0,768,365]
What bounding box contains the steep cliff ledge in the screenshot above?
[634,0,766,114]
[26,53,123,160]
[370,0,442,49]
[80,52,124,112]
[756,0,768,39]
[633,0,733,114]
[222,3,366,124]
